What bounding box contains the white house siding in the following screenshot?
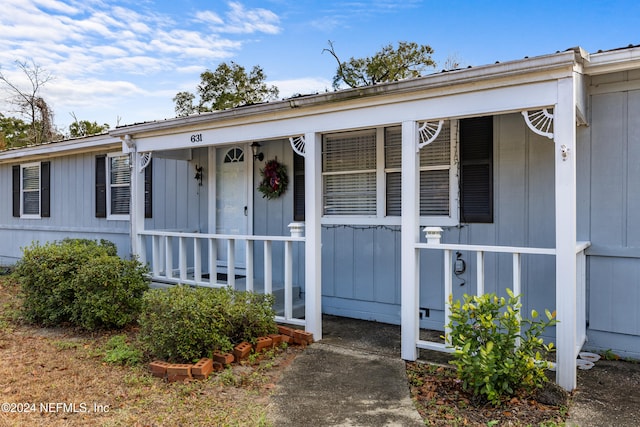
[582,71,640,358]
[0,151,130,264]
[320,113,557,330]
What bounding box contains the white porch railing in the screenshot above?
[414,237,590,359]
[137,229,306,326]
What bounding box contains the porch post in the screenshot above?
[401,121,420,361]
[126,138,146,263]
[554,75,578,391]
[304,132,322,340]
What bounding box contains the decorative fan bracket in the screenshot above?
[522,109,554,140]
[139,152,152,173]
[289,135,306,157]
[417,120,444,152]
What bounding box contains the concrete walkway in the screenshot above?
[269,315,640,427]
[269,316,424,427]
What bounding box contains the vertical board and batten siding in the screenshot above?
[0,151,130,264]
[140,148,209,273]
[322,226,402,323]
[585,71,640,356]
[143,148,206,233]
[320,113,557,329]
[418,114,556,331]
[251,140,305,296]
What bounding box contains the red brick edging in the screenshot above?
[148,329,313,383]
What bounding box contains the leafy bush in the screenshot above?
[72,254,149,330]
[13,239,149,330]
[138,286,278,363]
[446,289,557,405]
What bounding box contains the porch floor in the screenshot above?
[320,314,451,364]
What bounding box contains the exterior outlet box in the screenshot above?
[419,308,430,319]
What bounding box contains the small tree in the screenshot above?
[0,59,56,145]
[173,61,279,116]
[324,41,436,89]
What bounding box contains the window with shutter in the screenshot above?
[460,116,493,223]
[97,153,151,219]
[22,163,40,216]
[322,129,377,215]
[12,161,49,219]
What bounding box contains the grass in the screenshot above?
[0,275,298,427]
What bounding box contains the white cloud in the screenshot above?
[224,1,281,34]
[0,1,287,130]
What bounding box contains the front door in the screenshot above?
[216,146,248,270]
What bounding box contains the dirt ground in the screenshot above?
[2,275,640,426]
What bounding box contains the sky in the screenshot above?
[1,0,639,134]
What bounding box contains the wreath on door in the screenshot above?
[258,158,289,199]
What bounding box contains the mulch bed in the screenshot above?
[407,362,569,426]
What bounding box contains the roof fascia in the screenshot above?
[584,46,640,75]
[0,134,122,165]
[111,50,580,138]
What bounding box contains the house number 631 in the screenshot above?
[190,133,203,143]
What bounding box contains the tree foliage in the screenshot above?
[324,41,436,89]
[69,114,110,137]
[0,59,58,145]
[0,113,30,150]
[173,62,279,117]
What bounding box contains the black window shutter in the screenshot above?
[12,165,20,217]
[40,161,50,217]
[460,116,493,223]
[95,155,107,218]
[144,159,153,218]
[293,153,305,221]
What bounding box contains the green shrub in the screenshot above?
[138,286,278,363]
[72,254,149,330]
[103,334,143,366]
[446,289,557,405]
[13,239,149,330]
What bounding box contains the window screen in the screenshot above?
[385,122,451,216]
[322,130,377,215]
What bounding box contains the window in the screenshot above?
[224,147,244,163]
[96,154,152,219]
[109,154,131,217]
[321,123,457,224]
[318,119,492,224]
[322,129,377,215]
[385,122,454,217]
[12,161,50,218]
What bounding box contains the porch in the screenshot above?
[116,48,589,391]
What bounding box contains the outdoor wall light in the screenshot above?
[251,142,264,161]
